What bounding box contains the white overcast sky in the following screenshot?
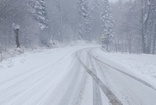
[109,0,118,2]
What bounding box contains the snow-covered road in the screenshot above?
[0,46,156,105]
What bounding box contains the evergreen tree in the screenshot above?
[78,0,91,40]
[0,0,40,49]
[100,0,113,36]
[100,0,114,47]
[29,0,48,30]
[29,0,50,46]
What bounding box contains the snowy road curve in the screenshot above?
[0,46,156,105]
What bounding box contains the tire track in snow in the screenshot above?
[37,58,79,105]
[89,54,102,105]
[89,49,156,91]
[0,66,54,104]
[0,50,72,105]
[58,65,82,105]
[0,49,71,87]
[58,53,88,105]
[76,49,123,105]
[10,50,75,105]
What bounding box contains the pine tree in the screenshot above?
[0,0,40,48]
[100,0,114,48]
[100,0,113,36]
[29,0,48,30]
[29,0,51,46]
[78,0,91,40]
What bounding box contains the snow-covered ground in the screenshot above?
[99,50,156,80]
[0,46,156,105]
[97,48,156,86]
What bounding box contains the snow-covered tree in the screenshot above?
[29,0,48,30]
[0,0,40,49]
[89,0,102,40]
[110,0,142,53]
[100,0,114,50]
[100,0,113,36]
[78,0,91,40]
[140,0,155,54]
[110,0,156,54]
[29,0,51,46]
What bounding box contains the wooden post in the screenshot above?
[14,29,20,48]
[12,23,20,48]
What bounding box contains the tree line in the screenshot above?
[0,0,113,51]
[0,0,50,52]
[110,0,156,54]
[0,0,155,54]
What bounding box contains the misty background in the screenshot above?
[0,0,156,57]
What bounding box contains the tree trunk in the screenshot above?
[141,0,152,54]
[14,29,20,48]
[141,0,146,53]
[152,24,156,54]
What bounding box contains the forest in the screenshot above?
[0,0,156,55]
